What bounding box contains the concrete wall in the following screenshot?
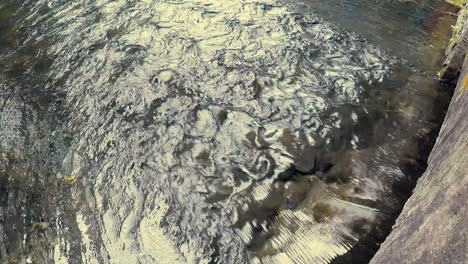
[371,4,468,264]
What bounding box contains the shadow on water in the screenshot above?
[0,1,81,263]
[0,0,459,263]
[332,80,454,264]
[294,0,460,73]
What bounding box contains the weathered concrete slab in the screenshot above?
[371,5,468,263]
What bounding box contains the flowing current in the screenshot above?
[0,0,456,263]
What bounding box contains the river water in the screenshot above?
[0,0,458,263]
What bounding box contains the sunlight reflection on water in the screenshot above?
[0,0,456,263]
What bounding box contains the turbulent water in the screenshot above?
[0,0,456,263]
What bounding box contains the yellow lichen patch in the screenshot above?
[63,175,78,183]
[445,0,467,8]
[462,74,468,92]
[437,66,448,79]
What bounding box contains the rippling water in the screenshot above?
[0,0,457,263]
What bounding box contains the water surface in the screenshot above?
[0,0,457,263]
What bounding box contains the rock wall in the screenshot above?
[371,4,468,264]
[441,4,467,84]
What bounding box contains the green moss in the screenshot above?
[0,4,19,45]
[0,4,15,20]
